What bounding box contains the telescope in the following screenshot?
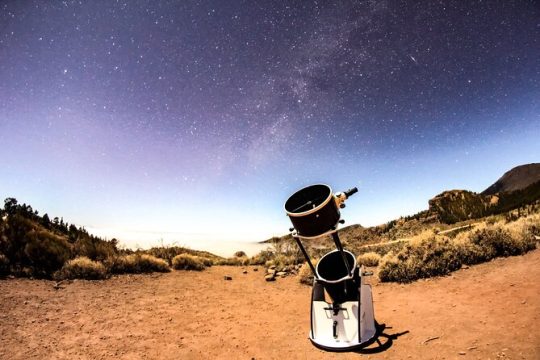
[284,184,377,350]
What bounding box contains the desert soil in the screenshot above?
[1,249,539,360]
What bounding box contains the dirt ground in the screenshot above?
[1,249,539,360]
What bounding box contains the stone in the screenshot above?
[265,274,275,282]
[223,276,232,281]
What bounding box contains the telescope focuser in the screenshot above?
[334,187,358,209]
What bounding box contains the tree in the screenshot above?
[4,198,18,215]
[42,214,51,229]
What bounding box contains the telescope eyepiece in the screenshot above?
[343,187,358,198]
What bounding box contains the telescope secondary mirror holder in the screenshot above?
[285,184,378,351]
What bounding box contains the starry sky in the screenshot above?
[1,1,539,253]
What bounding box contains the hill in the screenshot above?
[429,164,540,224]
[270,163,540,248]
[482,163,540,195]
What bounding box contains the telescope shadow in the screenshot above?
[355,322,409,354]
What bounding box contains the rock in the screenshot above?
[242,270,248,274]
[276,271,287,277]
[269,265,276,270]
[462,265,470,269]
[458,351,466,355]
[265,274,275,282]
[267,268,276,275]
[253,267,258,272]
[223,276,232,281]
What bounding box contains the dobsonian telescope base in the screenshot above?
[285,185,377,351]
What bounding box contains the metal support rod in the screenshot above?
[331,232,351,277]
[293,236,317,277]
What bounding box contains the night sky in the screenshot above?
[1,1,539,252]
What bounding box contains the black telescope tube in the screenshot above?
[344,187,358,198]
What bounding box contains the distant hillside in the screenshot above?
[429,163,540,223]
[482,163,540,195]
[0,198,221,278]
[273,163,540,246]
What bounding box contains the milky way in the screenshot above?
[1,1,539,249]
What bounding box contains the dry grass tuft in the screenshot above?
[356,252,381,267]
[54,256,107,280]
[108,254,171,274]
[172,254,206,271]
[214,257,243,266]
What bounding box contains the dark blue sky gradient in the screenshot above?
[1,1,539,250]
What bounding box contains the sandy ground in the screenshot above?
[1,249,539,360]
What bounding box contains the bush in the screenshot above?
[24,230,71,276]
[265,254,298,269]
[146,246,221,266]
[464,225,536,262]
[378,236,462,283]
[200,257,214,267]
[356,252,381,267]
[73,236,117,261]
[172,254,206,271]
[234,251,246,257]
[250,249,274,265]
[54,256,107,280]
[298,259,318,285]
[108,254,170,274]
[454,236,489,265]
[214,257,243,266]
[0,253,9,276]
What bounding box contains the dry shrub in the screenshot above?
[379,220,538,283]
[73,236,117,262]
[298,259,318,285]
[200,257,214,267]
[460,225,536,263]
[378,236,461,283]
[172,254,206,271]
[109,254,170,274]
[219,257,243,266]
[0,253,9,276]
[54,256,107,280]
[266,254,297,269]
[250,249,274,265]
[356,252,381,267]
[453,235,488,265]
[234,251,246,257]
[24,230,71,276]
